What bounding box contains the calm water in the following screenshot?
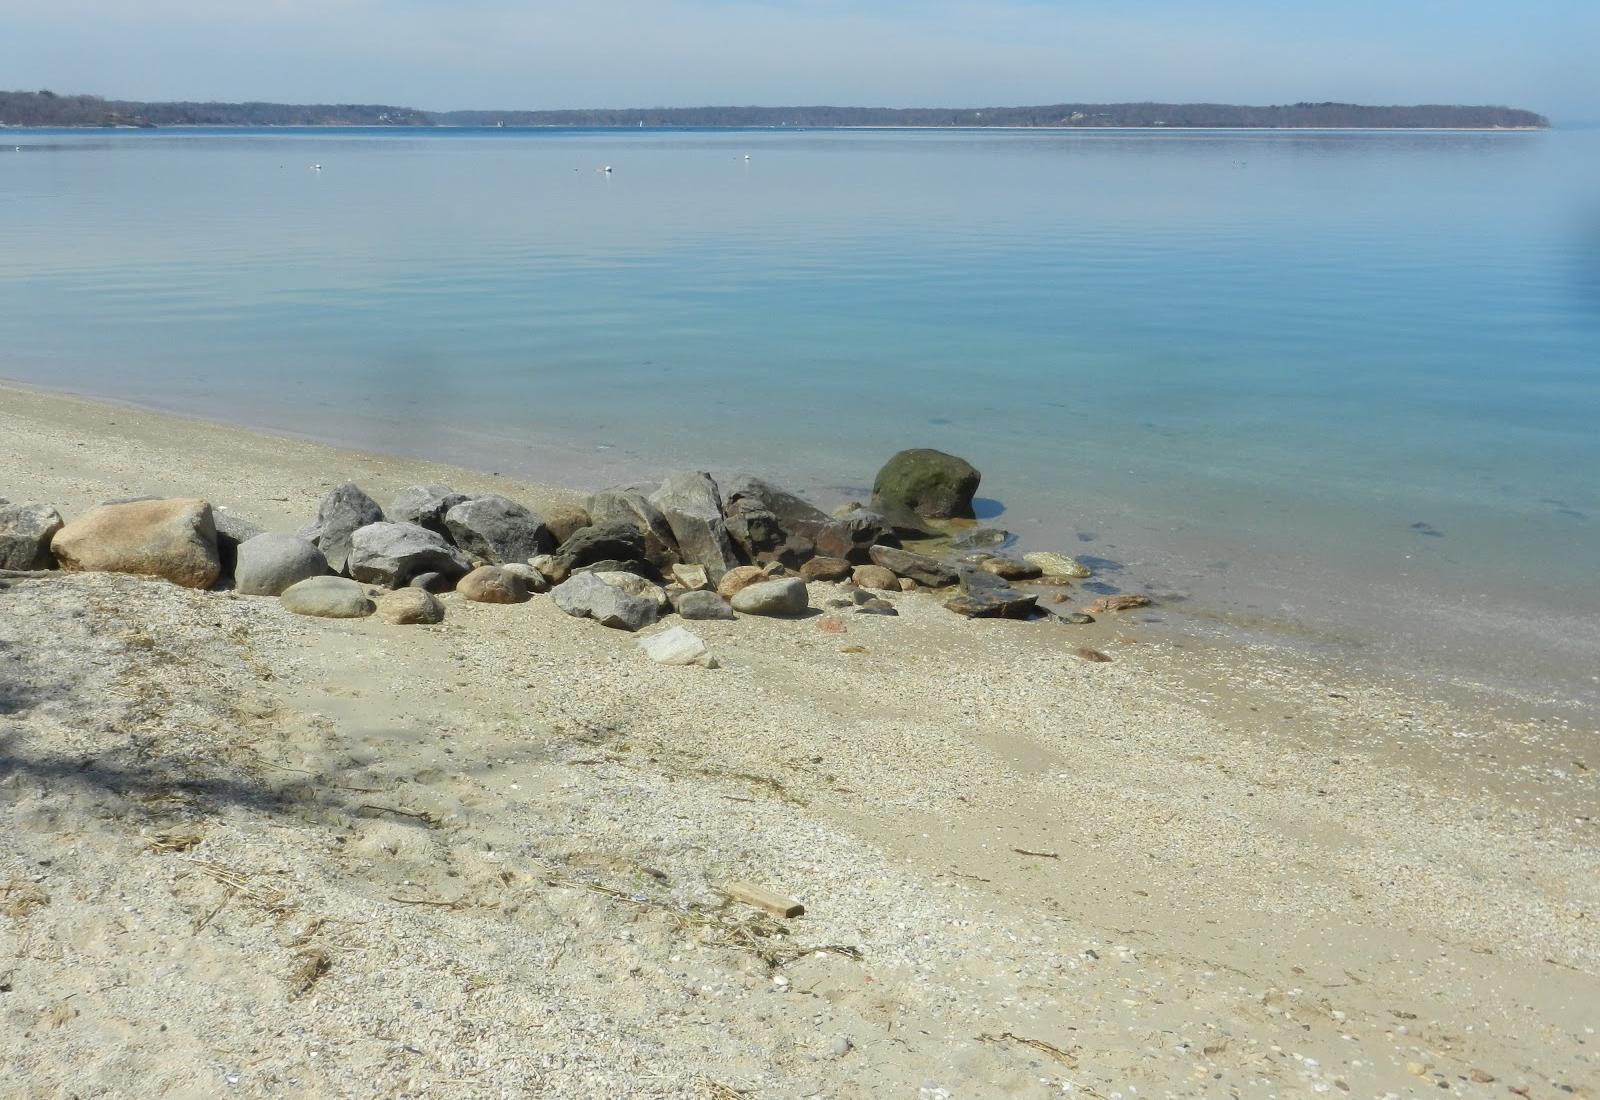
[3,127,1598,707]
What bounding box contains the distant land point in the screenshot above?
[0,91,1550,130]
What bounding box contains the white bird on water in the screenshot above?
[602,165,613,174]
[311,163,322,171]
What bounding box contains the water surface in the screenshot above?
[3,127,1597,707]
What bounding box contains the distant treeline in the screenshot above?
[0,91,1550,130]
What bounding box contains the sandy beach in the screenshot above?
[1,381,1595,1098]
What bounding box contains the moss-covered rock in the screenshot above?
[871,449,980,519]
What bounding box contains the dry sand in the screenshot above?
[1,382,1596,1098]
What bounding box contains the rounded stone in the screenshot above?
[234,533,328,596]
[457,564,531,604]
[730,577,809,617]
[852,564,899,591]
[376,586,445,624]
[871,448,980,520]
[280,575,375,619]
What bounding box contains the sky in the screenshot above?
[4,1,1596,121]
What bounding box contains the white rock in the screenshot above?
[637,626,717,668]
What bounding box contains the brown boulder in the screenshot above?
[800,556,852,582]
[851,564,899,591]
[715,565,766,600]
[457,565,531,604]
[543,503,592,546]
[51,498,220,589]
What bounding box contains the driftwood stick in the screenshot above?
[720,882,805,918]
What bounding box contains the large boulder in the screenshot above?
[298,483,384,574]
[814,509,897,564]
[730,577,809,617]
[389,484,470,536]
[444,494,553,565]
[868,545,959,588]
[280,575,375,619]
[234,533,329,596]
[543,503,592,546]
[648,472,740,581]
[721,476,831,566]
[547,523,648,583]
[51,499,220,589]
[456,564,531,604]
[871,449,981,520]
[586,486,679,568]
[0,503,64,570]
[550,571,658,631]
[347,522,471,588]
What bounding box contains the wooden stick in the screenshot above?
[721,881,804,918]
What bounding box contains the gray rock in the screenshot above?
[730,577,809,617]
[211,507,265,577]
[722,475,830,566]
[347,522,471,588]
[945,571,1038,619]
[868,545,959,588]
[376,587,445,625]
[872,448,981,519]
[390,484,471,535]
[674,589,736,621]
[586,486,679,568]
[443,494,552,565]
[500,562,549,593]
[814,509,898,564]
[548,523,649,584]
[648,471,741,581]
[594,570,670,611]
[298,482,384,574]
[234,533,329,596]
[551,571,658,631]
[280,575,374,619]
[408,571,452,594]
[0,503,64,570]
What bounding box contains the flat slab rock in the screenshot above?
[945,586,1038,619]
[868,544,958,588]
[280,575,375,619]
[638,626,717,668]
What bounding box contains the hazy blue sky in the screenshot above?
[5,1,1596,119]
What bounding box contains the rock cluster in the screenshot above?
[16,450,1153,649]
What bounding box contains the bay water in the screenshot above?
[3,127,1597,709]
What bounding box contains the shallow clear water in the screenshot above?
[3,127,1598,705]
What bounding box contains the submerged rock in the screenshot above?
[871,448,980,520]
[950,527,1015,553]
[1088,594,1153,613]
[234,533,328,596]
[978,556,1043,581]
[376,586,445,625]
[51,498,220,589]
[0,502,64,570]
[551,571,658,631]
[730,577,809,617]
[299,482,384,575]
[280,575,374,619]
[347,522,472,588]
[444,494,552,565]
[1024,551,1092,579]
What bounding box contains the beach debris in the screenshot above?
[977,1031,1077,1068]
[868,545,959,588]
[799,555,852,582]
[851,564,899,591]
[978,556,1042,581]
[649,470,742,580]
[0,502,63,570]
[388,483,470,536]
[376,586,444,624]
[443,493,553,564]
[456,564,531,604]
[51,498,221,589]
[731,577,809,617]
[1088,594,1153,613]
[233,533,328,596]
[674,589,736,620]
[1024,551,1092,578]
[1012,848,1060,859]
[872,447,981,519]
[637,625,717,667]
[285,949,331,1000]
[280,575,375,619]
[1074,647,1112,662]
[551,571,658,631]
[817,615,847,634]
[297,481,383,574]
[347,521,472,588]
[721,882,805,918]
